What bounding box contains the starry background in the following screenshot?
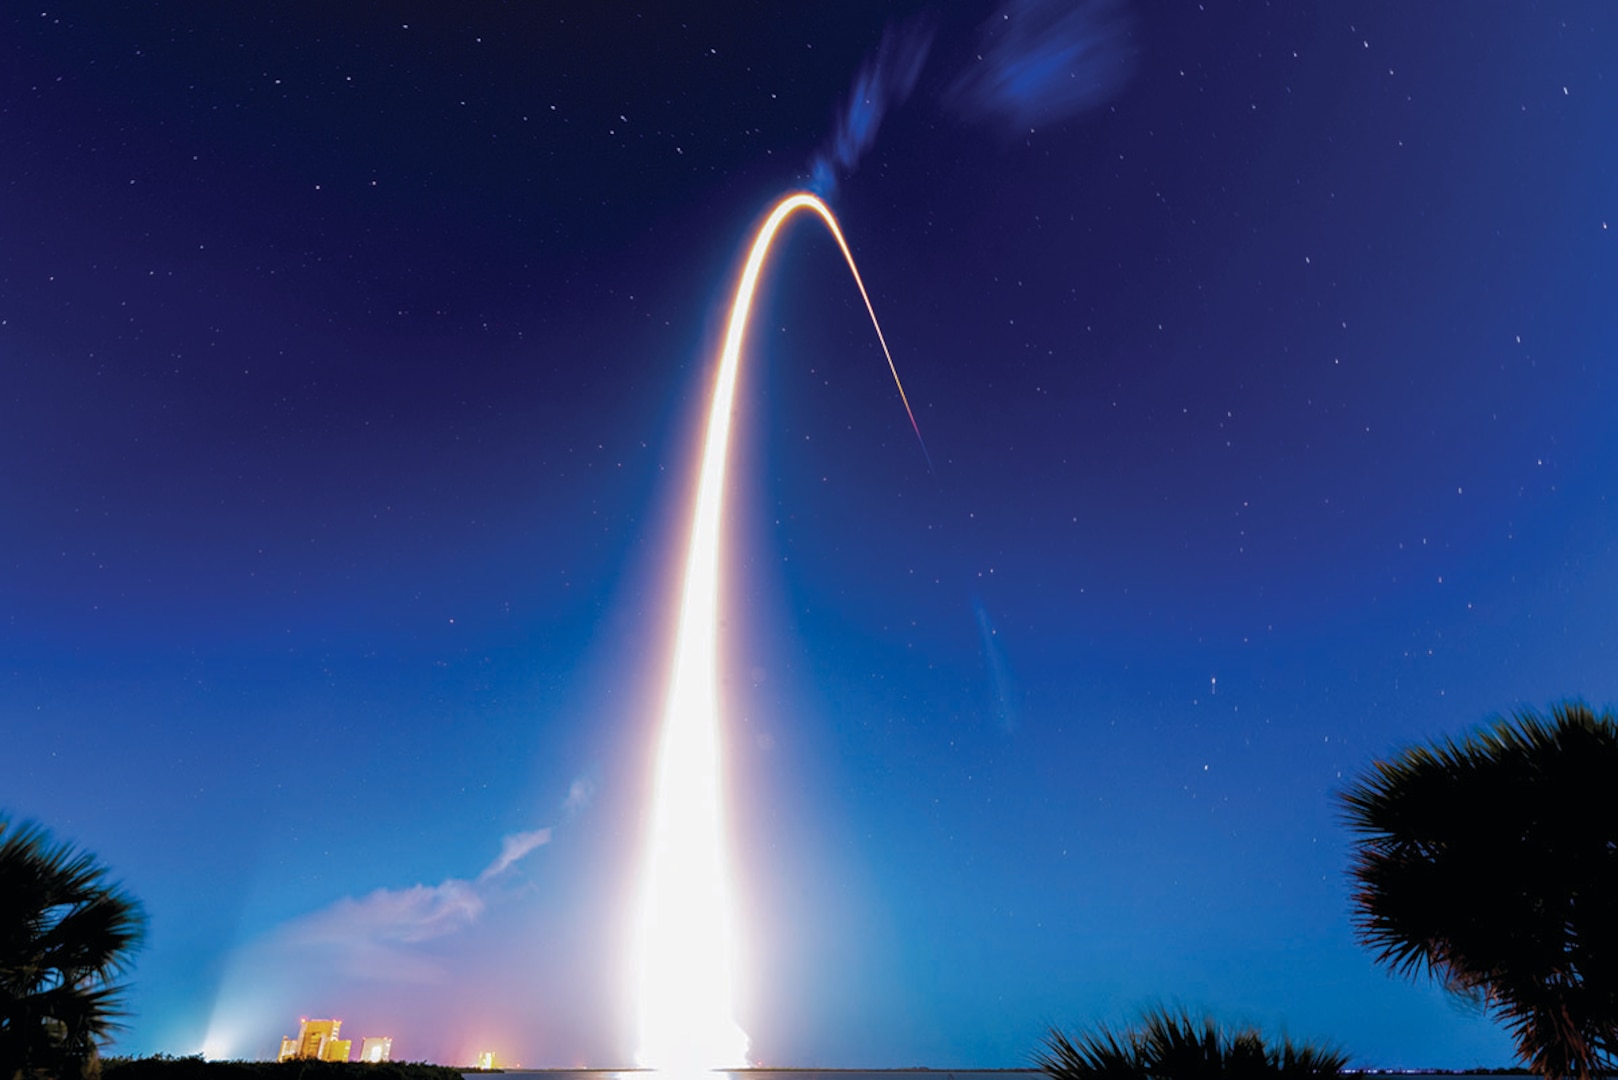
[3,0,1616,1070]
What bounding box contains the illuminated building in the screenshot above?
[278,1018,352,1062]
[359,1037,393,1064]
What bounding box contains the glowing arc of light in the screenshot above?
[634,192,922,1073]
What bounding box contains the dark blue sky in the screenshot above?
[4,1,1616,1069]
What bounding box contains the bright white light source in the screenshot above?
[633,192,919,1072]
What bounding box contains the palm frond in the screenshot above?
[0,815,147,1080]
[1037,1007,1346,1080]
[1338,702,1618,1080]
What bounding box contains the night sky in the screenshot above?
[4,1,1616,1070]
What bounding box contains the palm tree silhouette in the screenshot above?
[1341,702,1618,1080]
[1,818,146,1080]
[1036,1006,1348,1080]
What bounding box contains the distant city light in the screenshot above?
[279,1019,351,1063]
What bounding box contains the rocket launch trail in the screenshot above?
[633,192,924,1072]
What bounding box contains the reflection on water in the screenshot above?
[484,1074,1043,1080]
[476,1073,1508,1080]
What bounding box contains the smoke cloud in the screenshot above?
[808,17,935,198]
[201,784,594,1062]
[232,825,551,990]
[479,827,553,881]
[562,776,595,817]
[806,2,1135,196]
[279,881,485,973]
[947,0,1137,129]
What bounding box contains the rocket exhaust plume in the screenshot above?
[633,192,924,1073]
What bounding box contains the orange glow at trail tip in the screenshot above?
[632,191,922,1073]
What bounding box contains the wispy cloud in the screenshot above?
[265,879,483,985]
[273,823,553,968]
[947,0,1137,130]
[256,825,551,984]
[972,597,1019,735]
[807,1,1136,201]
[563,776,595,817]
[808,17,935,198]
[285,879,485,949]
[204,783,591,1060]
[479,827,553,882]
